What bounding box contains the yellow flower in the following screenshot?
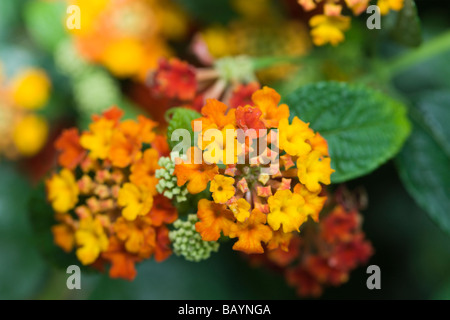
[118,183,153,221]
[279,116,314,157]
[11,69,51,110]
[267,189,306,233]
[229,198,251,222]
[101,38,146,78]
[12,114,48,156]
[80,118,115,160]
[210,174,235,204]
[377,0,404,15]
[75,217,109,265]
[46,169,79,213]
[309,14,351,46]
[201,27,233,58]
[297,151,334,193]
[293,183,327,222]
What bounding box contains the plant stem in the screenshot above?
[251,55,305,71]
[384,30,450,79]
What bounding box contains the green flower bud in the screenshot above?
[169,214,220,262]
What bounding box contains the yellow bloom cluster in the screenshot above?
[0,66,51,159]
[298,0,405,46]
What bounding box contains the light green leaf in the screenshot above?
[166,107,201,150]
[24,0,67,52]
[396,91,450,235]
[283,81,411,183]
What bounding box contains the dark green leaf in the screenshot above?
[0,164,47,299]
[391,0,422,47]
[28,183,81,270]
[396,91,450,235]
[283,81,411,183]
[174,0,236,24]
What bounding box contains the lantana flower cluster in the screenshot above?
[248,190,373,297]
[66,0,188,80]
[47,107,176,280]
[173,86,334,255]
[0,66,50,160]
[298,0,405,46]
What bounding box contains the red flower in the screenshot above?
[151,58,197,101]
[229,82,260,109]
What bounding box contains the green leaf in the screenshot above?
[0,164,47,299]
[24,0,67,52]
[28,183,81,270]
[283,81,411,183]
[396,91,450,235]
[166,107,201,150]
[174,0,236,24]
[390,0,422,47]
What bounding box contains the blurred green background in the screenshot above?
[0,0,449,299]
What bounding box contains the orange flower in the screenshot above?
[114,216,156,259]
[266,229,293,252]
[308,133,329,157]
[195,199,235,241]
[251,86,289,128]
[196,99,236,130]
[109,120,143,168]
[148,195,178,227]
[102,237,141,281]
[151,134,170,157]
[55,128,86,170]
[93,106,124,123]
[109,117,157,168]
[173,147,219,194]
[130,148,161,194]
[52,224,75,253]
[229,209,273,254]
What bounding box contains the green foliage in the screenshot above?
[390,0,422,47]
[24,0,67,52]
[396,91,450,235]
[167,107,201,150]
[0,0,20,41]
[284,81,411,183]
[28,183,81,270]
[174,0,236,24]
[0,164,47,299]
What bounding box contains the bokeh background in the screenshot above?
[0,0,449,299]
